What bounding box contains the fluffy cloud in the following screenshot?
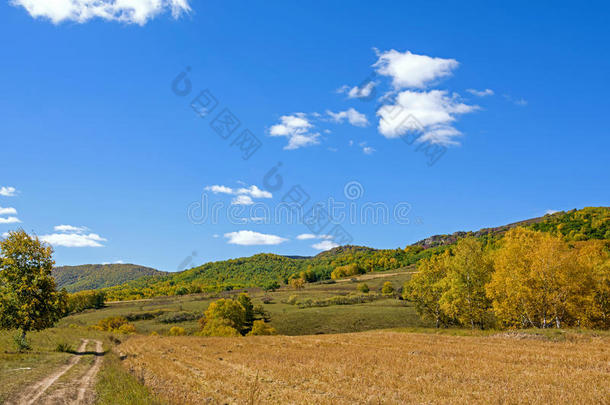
[337,81,377,99]
[205,184,272,205]
[296,233,333,240]
[377,90,477,145]
[327,108,369,127]
[0,216,21,224]
[0,186,17,197]
[467,88,494,97]
[0,207,17,215]
[41,232,106,247]
[373,50,459,89]
[312,240,339,251]
[362,146,376,155]
[224,230,288,246]
[10,0,191,25]
[41,224,106,247]
[268,113,320,150]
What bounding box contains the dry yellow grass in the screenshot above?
[119,331,610,404]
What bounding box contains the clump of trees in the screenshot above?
[197,294,277,337]
[66,290,105,313]
[404,228,610,329]
[331,263,365,279]
[92,316,137,334]
[0,230,68,349]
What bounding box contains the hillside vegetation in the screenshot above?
[53,263,166,293]
[103,207,608,301]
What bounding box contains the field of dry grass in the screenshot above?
[119,331,610,404]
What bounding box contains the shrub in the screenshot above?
[357,283,370,293]
[93,316,136,334]
[13,334,31,352]
[331,263,365,280]
[124,310,166,321]
[158,311,199,324]
[169,326,186,336]
[261,296,274,304]
[56,342,74,353]
[381,282,395,295]
[198,318,240,337]
[117,323,137,334]
[286,295,298,305]
[247,320,277,336]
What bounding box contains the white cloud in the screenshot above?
[296,233,316,240]
[337,81,377,99]
[467,88,494,97]
[231,195,254,206]
[377,90,477,145]
[312,240,339,251]
[11,0,191,25]
[0,207,17,215]
[54,224,89,233]
[362,146,376,155]
[212,234,220,238]
[40,232,106,248]
[0,187,17,197]
[326,108,369,127]
[373,50,459,89]
[0,216,21,224]
[545,209,560,215]
[1,232,8,239]
[236,185,272,199]
[224,230,288,246]
[205,185,235,195]
[503,94,528,106]
[268,113,320,150]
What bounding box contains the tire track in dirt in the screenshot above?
[13,339,89,405]
[11,339,105,405]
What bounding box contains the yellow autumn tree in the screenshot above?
[439,238,494,329]
[404,251,453,328]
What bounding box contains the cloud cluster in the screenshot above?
[0,204,20,224]
[0,186,17,197]
[269,113,320,150]
[337,81,377,99]
[372,50,478,145]
[10,0,191,25]
[205,184,272,206]
[327,108,369,127]
[296,233,338,250]
[467,88,494,97]
[41,225,106,247]
[224,230,287,246]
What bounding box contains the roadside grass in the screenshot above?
[96,351,164,405]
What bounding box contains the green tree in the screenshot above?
[357,283,370,293]
[0,230,67,348]
[247,320,277,336]
[440,238,494,329]
[237,293,255,332]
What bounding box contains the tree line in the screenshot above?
[404,228,609,329]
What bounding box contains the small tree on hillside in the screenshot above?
[0,230,67,349]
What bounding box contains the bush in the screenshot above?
[117,323,137,334]
[157,311,199,324]
[124,310,165,322]
[198,318,240,337]
[261,296,274,304]
[93,316,136,334]
[56,342,74,353]
[13,334,31,352]
[169,326,186,336]
[381,282,395,295]
[357,283,370,293]
[286,295,298,305]
[247,320,277,336]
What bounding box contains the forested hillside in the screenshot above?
[53,263,166,292]
[103,207,609,301]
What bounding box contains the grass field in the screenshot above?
[119,331,610,404]
[2,268,609,404]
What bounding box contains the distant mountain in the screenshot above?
[102,206,608,301]
[53,263,167,293]
[412,207,609,249]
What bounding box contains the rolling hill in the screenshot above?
[52,263,167,293]
[99,206,608,300]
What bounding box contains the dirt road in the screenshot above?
[10,339,104,405]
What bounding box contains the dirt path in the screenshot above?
[11,339,105,405]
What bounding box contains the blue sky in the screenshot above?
[1,0,608,270]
